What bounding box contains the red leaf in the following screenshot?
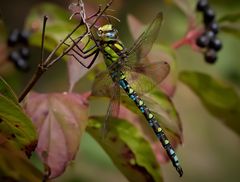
[67,55,88,92]
[24,92,90,179]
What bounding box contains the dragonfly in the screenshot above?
[68,3,183,176]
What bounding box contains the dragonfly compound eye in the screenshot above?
[105,31,117,39]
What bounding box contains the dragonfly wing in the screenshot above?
[124,61,170,95]
[92,70,113,97]
[92,69,121,136]
[133,61,170,84]
[127,12,163,61]
[102,82,121,136]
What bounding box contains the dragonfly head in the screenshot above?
[97,24,118,41]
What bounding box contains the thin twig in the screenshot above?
[47,0,113,67]
[18,21,84,102]
[40,16,48,65]
[18,66,46,102]
[18,0,113,102]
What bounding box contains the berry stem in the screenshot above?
[172,27,204,50]
[18,65,46,102]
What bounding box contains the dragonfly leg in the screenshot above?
[63,36,98,57]
[69,36,97,54]
[82,36,91,51]
[68,49,99,69]
[66,42,98,59]
[63,33,100,69]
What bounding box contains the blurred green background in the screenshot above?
[0,0,240,181]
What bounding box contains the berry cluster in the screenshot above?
[196,0,222,64]
[7,29,30,71]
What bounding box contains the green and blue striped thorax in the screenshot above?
[97,24,126,68]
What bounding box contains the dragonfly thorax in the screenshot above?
[97,24,125,67]
[97,24,118,42]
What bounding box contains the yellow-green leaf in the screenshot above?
[25,3,86,57]
[87,117,163,182]
[0,134,43,182]
[0,76,18,104]
[0,94,37,156]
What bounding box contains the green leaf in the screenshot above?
[25,3,86,57]
[0,94,37,156]
[87,117,163,182]
[0,76,18,104]
[0,134,43,182]
[0,77,36,154]
[179,71,240,136]
[218,12,240,39]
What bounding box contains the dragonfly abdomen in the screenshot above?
[118,71,183,177]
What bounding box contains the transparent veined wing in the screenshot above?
[127,12,163,63]
[91,69,121,136]
[123,61,170,96]
[91,70,113,97]
[102,82,120,136]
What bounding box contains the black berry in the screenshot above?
[204,30,215,40]
[19,30,30,45]
[196,34,209,48]
[196,0,209,12]
[207,21,219,34]
[14,58,29,71]
[9,50,29,71]
[209,38,222,51]
[203,7,215,25]
[19,47,30,59]
[204,49,217,63]
[9,50,21,62]
[7,29,20,47]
